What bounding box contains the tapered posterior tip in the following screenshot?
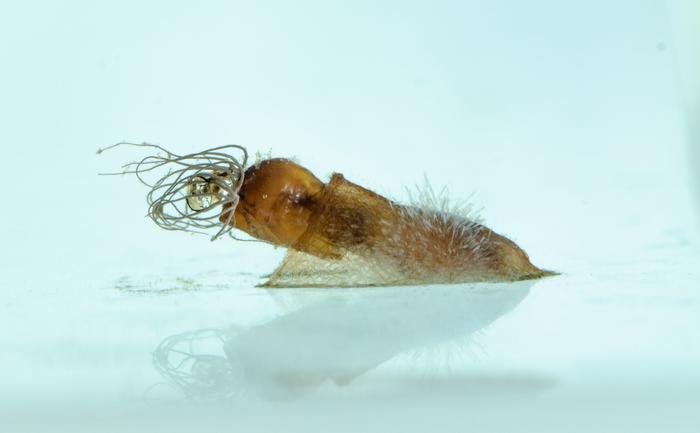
[514,268,559,281]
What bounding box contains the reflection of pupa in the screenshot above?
[226,159,553,287]
[152,282,539,400]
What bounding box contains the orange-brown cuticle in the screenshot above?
[221,159,324,247]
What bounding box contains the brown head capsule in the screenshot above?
[221,159,324,248]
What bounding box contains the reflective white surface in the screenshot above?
[3,246,699,432]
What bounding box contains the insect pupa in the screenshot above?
[100,143,554,287]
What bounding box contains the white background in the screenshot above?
[1,1,698,431]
